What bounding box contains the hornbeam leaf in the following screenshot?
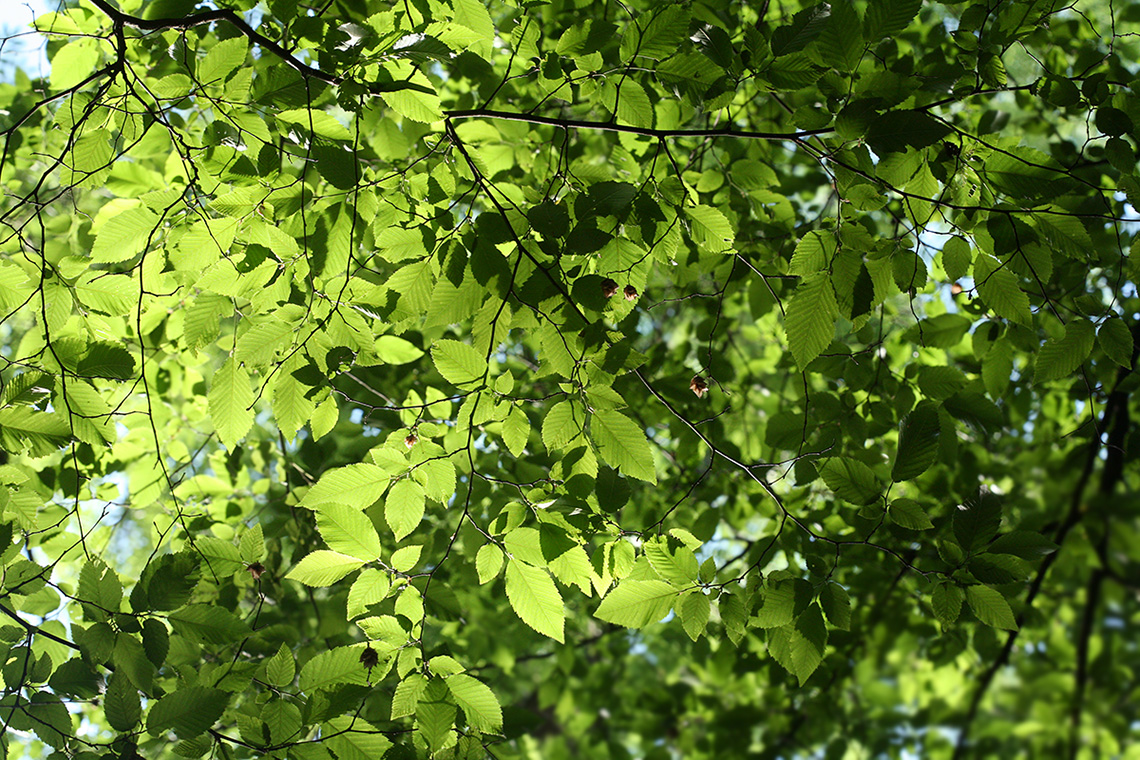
[285,551,366,587]
[966,585,1017,631]
[542,400,585,451]
[785,273,839,368]
[301,464,392,509]
[146,686,229,739]
[590,409,656,483]
[91,205,159,263]
[104,673,140,731]
[820,457,881,505]
[0,406,72,456]
[77,342,135,380]
[867,110,952,154]
[317,503,383,561]
[505,559,565,642]
[1035,318,1094,383]
[446,673,502,732]
[1098,317,1134,368]
[300,646,374,691]
[974,254,1032,326]
[621,6,690,60]
[594,580,677,628]
[768,603,828,685]
[208,358,254,449]
[864,0,922,39]
[889,498,935,530]
[892,400,940,481]
[276,108,354,140]
[679,591,711,641]
[167,604,252,645]
[932,582,965,625]
[384,479,426,541]
[432,340,487,385]
[324,716,393,760]
[685,204,735,252]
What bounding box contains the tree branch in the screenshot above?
[0,603,81,652]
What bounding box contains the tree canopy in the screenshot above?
[0,0,1138,757]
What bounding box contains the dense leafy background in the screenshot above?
[0,0,1138,757]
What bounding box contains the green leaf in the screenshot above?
[987,531,1058,559]
[755,579,810,628]
[375,335,424,364]
[594,580,677,628]
[74,273,137,316]
[299,646,374,691]
[867,111,951,154]
[941,236,972,281]
[317,503,383,561]
[104,672,140,731]
[679,591,711,641]
[77,342,135,380]
[932,583,964,626]
[0,406,71,456]
[276,108,354,140]
[285,551,366,587]
[974,253,1032,326]
[432,340,487,385]
[954,490,1002,551]
[965,585,1017,631]
[983,339,1014,399]
[685,205,735,252]
[196,537,244,577]
[502,405,530,457]
[301,464,392,509]
[542,400,586,451]
[208,358,255,449]
[265,644,296,688]
[785,273,839,368]
[324,716,393,760]
[621,6,690,60]
[590,409,656,483]
[789,230,836,275]
[51,39,101,90]
[892,400,940,481]
[416,679,456,752]
[1098,317,1134,368]
[239,523,265,564]
[381,86,444,123]
[819,583,851,630]
[384,479,426,541]
[391,673,427,719]
[452,0,494,39]
[817,0,863,71]
[167,604,252,645]
[390,545,421,573]
[347,569,390,620]
[888,498,934,530]
[92,205,160,263]
[475,543,504,585]
[505,559,565,642]
[820,457,881,506]
[146,686,229,739]
[767,604,828,685]
[864,0,922,39]
[1035,318,1095,383]
[917,366,968,400]
[903,313,972,348]
[446,673,502,732]
[198,36,248,85]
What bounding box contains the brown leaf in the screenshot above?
[690,375,709,398]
